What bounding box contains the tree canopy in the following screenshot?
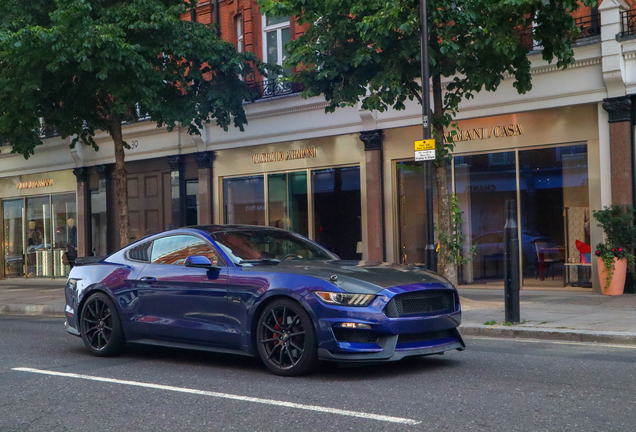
[0,0,265,157]
[0,0,268,247]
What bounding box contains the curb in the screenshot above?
[0,304,65,317]
[460,324,636,345]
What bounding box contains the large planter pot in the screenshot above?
[597,257,627,296]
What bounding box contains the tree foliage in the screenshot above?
[0,0,268,247]
[0,0,266,156]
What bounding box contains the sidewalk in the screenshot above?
[459,288,636,344]
[1,279,635,345]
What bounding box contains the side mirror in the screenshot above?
[184,256,221,271]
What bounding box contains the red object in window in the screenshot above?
[576,240,591,254]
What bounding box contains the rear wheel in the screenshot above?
[256,298,318,376]
[80,292,125,357]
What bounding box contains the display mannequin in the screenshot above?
[27,221,43,276]
[64,218,78,269]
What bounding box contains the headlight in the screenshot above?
[314,291,375,307]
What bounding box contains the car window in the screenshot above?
[150,235,219,266]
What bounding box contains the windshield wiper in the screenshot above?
[237,259,281,266]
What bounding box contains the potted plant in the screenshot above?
[593,205,636,295]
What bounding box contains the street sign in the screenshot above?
[414,139,435,161]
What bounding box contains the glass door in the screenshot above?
[312,166,362,260]
[268,171,308,237]
[223,175,266,225]
[52,193,77,277]
[3,199,25,277]
[26,196,51,277]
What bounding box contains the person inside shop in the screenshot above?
[27,220,43,276]
[63,218,78,269]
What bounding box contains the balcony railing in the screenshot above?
[620,10,636,37]
[574,13,601,41]
[517,13,601,50]
[247,79,303,101]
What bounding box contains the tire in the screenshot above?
[255,298,318,376]
[79,292,126,357]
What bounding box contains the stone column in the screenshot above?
[360,130,385,262]
[72,168,90,258]
[195,152,214,225]
[602,96,633,206]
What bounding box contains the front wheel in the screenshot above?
[256,299,318,376]
[79,292,125,357]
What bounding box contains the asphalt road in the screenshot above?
[1,316,635,432]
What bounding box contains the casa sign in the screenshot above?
[253,148,317,164]
[444,124,524,143]
[16,179,54,190]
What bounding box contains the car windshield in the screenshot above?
[209,230,337,264]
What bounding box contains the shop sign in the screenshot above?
[444,124,524,143]
[252,148,317,164]
[16,179,54,190]
[414,139,435,161]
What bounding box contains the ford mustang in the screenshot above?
[64,225,465,376]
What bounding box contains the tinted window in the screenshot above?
[210,229,336,263]
[150,235,219,266]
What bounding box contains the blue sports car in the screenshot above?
[64,225,465,376]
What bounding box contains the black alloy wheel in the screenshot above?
[80,292,125,357]
[256,299,318,376]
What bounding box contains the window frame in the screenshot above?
[261,14,291,66]
[236,14,244,54]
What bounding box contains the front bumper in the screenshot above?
[308,285,465,362]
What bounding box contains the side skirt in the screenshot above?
[129,338,255,358]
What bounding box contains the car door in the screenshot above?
[135,234,230,346]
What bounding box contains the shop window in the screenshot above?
[2,199,25,277]
[455,152,517,285]
[268,172,308,237]
[223,176,265,226]
[519,145,589,287]
[186,180,200,226]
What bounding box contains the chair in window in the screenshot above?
[535,241,560,280]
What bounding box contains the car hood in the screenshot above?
[240,260,452,294]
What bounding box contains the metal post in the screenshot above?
[420,0,436,271]
[504,200,521,323]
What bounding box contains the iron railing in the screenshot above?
[517,13,601,49]
[621,10,636,37]
[574,13,601,41]
[247,79,303,101]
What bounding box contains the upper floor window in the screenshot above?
[150,235,219,266]
[236,15,244,53]
[262,15,291,75]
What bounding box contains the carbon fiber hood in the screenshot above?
[241,260,452,294]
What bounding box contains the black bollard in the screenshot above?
[503,200,521,324]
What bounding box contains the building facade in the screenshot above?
[2,0,636,293]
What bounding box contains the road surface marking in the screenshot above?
[12,367,420,425]
[468,336,636,349]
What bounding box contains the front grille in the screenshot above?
[332,327,380,344]
[384,290,455,318]
[397,329,455,346]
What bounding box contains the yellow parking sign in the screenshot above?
[414,139,435,161]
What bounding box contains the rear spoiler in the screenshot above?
[74,256,106,266]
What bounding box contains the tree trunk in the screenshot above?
[110,116,130,249]
[432,74,458,286]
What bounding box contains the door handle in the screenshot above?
[140,276,157,283]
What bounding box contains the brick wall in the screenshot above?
[182,0,304,82]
